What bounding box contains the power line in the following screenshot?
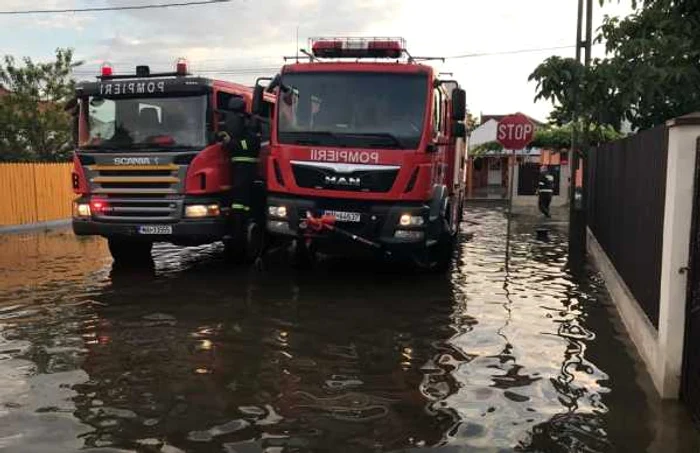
[70,44,603,78]
[446,43,604,59]
[72,67,280,76]
[447,45,574,59]
[0,0,230,15]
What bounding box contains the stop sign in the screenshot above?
[496,113,535,150]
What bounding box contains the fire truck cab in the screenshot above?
[253,38,468,270]
[70,61,275,264]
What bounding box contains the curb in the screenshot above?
[0,219,71,235]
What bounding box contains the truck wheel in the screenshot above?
[224,221,265,265]
[223,237,249,265]
[107,238,153,264]
[290,239,315,269]
[457,199,465,224]
[246,221,265,262]
[429,218,455,273]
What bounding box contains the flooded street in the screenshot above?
[0,205,698,453]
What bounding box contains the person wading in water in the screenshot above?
[537,165,555,218]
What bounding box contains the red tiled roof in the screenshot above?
[480,112,544,127]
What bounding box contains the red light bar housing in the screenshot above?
[100,63,113,77]
[176,57,188,75]
[310,37,406,59]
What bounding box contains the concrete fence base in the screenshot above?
[587,228,666,394]
[0,218,71,234]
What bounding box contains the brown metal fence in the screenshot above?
[588,125,669,328]
[0,163,74,226]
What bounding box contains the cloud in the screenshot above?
[1,0,95,30]
[85,0,403,65]
[35,14,94,30]
[4,0,634,120]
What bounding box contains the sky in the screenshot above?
[0,0,635,123]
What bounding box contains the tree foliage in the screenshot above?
[0,48,80,162]
[471,123,622,155]
[530,0,700,131]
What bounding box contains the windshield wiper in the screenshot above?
[128,143,198,150]
[280,131,343,146]
[342,133,405,149]
[79,144,123,150]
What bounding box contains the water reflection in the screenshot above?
[73,256,464,451]
[0,208,697,452]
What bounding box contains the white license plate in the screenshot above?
[138,225,172,235]
[324,210,361,223]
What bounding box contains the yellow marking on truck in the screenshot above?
[87,164,179,171]
[92,176,180,183]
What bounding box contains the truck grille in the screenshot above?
[87,164,180,195]
[86,164,183,222]
[291,163,398,193]
[98,196,180,221]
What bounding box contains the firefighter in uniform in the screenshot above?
[219,99,263,260]
[537,165,555,218]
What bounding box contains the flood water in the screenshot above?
[0,205,698,453]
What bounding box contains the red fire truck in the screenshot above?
[70,60,274,263]
[252,38,468,270]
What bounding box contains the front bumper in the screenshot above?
[265,194,435,251]
[72,195,233,246]
[72,218,229,245]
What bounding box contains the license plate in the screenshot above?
[324,210,361,223]
[138,225,172,235]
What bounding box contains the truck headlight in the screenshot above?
[268,206,288,218]
[399,214,424,227]
[185,204,220,218]
[73,202,91,218]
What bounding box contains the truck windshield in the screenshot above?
[81,95,207,149]
[278,72,427,149]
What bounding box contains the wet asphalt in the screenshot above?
[0,205,698,453]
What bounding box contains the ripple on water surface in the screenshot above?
[0,210,696,452]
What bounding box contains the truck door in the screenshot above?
[432,86,448,187]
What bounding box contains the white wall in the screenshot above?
[512,156,571,208]
[469,119,498,149]
[656,115,700,397]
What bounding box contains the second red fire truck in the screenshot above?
[70,60,274,263]
[252,37,468,270]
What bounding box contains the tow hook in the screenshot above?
[301,213,391,257]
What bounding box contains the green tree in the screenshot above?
[0,48,81,162]
[471,123,621,155]
[529,0,700,131]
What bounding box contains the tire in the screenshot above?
[246,221,265,261]
[290,239,315,269]
[107,238,153,264]
[431,226,456,273]
[224,220,265,265]
[427,217,455,274]
[457,199,465,224]
[223,236,248,265]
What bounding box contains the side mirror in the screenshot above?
[451,88,466,121]
[252,85,264,116]
[452,121,466,138]
[64,97,78,113]
[65,97,79,146]
[267,74,281,93]
[71,114,79,147]
[227,97,246,113]
[426,143,438,153]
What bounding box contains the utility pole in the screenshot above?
[569,0,593,266]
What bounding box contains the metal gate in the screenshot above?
[682,137,700,423]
